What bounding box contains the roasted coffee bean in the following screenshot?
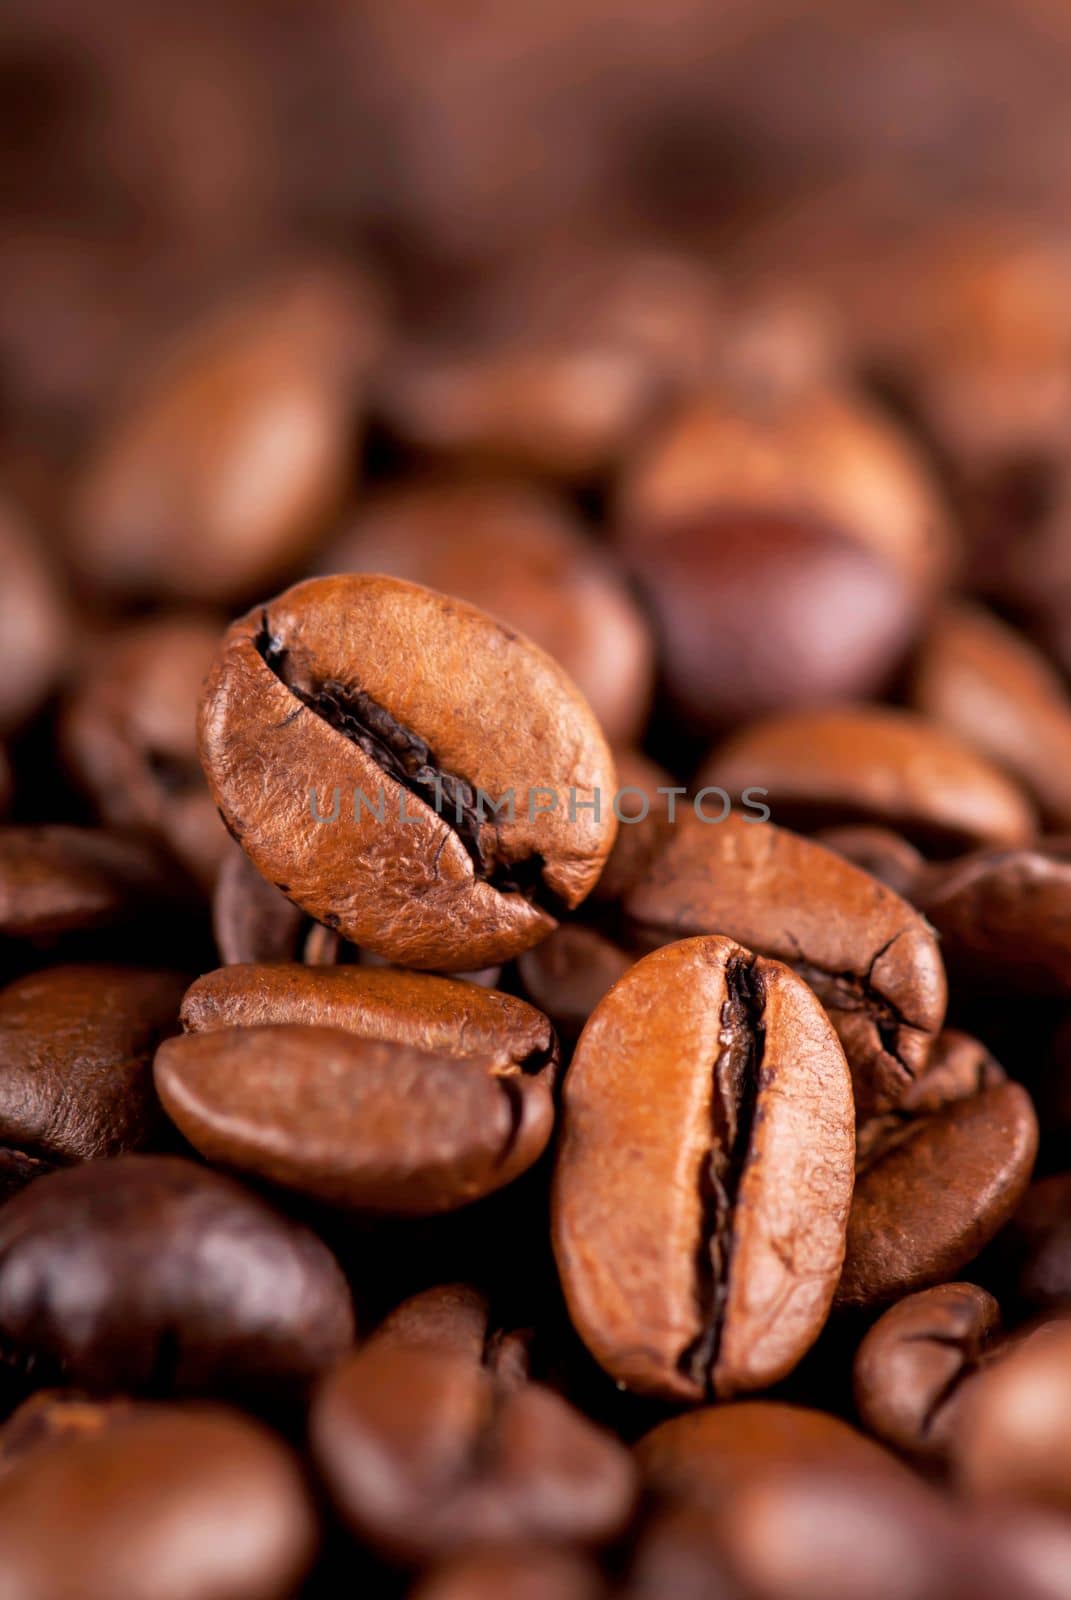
[913,841,1071,996]
[310,1341,636,1563]
[854,1283,1003,1466]
[155,1024,555,1213]
[0,1390,138,1472]
[553,936,855,1400]
[817,824,926,898]
[370,1283,532,1389]
[180,962,556,1073]
[213,841,333,965]
[199,574,617,968]
[61,615,229,891]
[623,812,946,1121]
[617,385,953,598]
[955,1321,1071,1509]
[591,748,674,903]
[622,510,916,734]
[617,1501,745,1600]
[412,1544,607,1600]
[912,602,1071,831]
[320,478,655,745]
[0,826,182,946]
[636,1402,904,1506]
[515,924,634,1042]
[0,964,185,1164]
[838,1079,1037,1308]
[704,705,1035,851]
[71,266,384,604]
[0,499,67,736]
[0,1404,317,1600]
[986,1173,1071,1318]
[0,1154,354,1395]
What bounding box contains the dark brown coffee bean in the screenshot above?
[912,602,1071,831]
[838,1080,1037,1308]
[310,1341,636,1563]
[0,499,67,736]
[0,1154,354,1395]
[623,813,946,1122]
[622,510,916,734]
[320,478,655,745]
[816,824,926,898]
[637,1401,904,1506]
[0,1403,317,1600]
[0,964,185,1164]
[553,935,854,1400]
[198,574,617,969]
[71,266,383,604]
[617,386,953,599]
[913,841,1071,995]
[61,615,229,891]
[212,841,324,965]
[703,706,1036,851]
[854,1283,1002,1465]
[0,826,181,945]
[155,1024,555,1214]
[618,1501,745,1600]
[591,748,674,903]
[370,1284,532,1389]
[516,924,634,1042]
[180,962,556,1073]
[412,1544,607,1600]
[987,1173,1071,1318]
[955,1321,1071,1509]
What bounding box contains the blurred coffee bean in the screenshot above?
[61,614,229,891]
[0,964,185,1164]
[0,1154,354,1396]
[623,812,946,1121]
[0,1390,137,1472]
[817,823,926,897]
[0,499,67,736]
[838,1078,1037,1308]
[854,1283,1002,1466]
[310,1341,637,1563]
[704,705,1036,851]
[617,1501,745,1600]
[412,1544,607,1600]
[0,825,184,948]
[986,1173,1071,1318]
[71,265,385,605]
[516,924,634,1042]
[212,840,326,964]
[320,478,655,745]
[0,1404,317,1600]
[912,601,1071,829]
[553,936,854,1400]
[623,510,917,734]
[155,1024,556,1213]
[956,1321,1071,1509]
[198,574,617,969]
[591,748,674,903]
[370,1283,532,1388]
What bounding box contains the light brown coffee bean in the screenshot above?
[623,812,946,1121]
[155,1024,555,1213]
[198,574,617,969]
[553,935,855,1401]
[955,1321,1071,1509]
[703,706,1035,852]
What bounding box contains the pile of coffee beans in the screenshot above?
[10,85,1071,1596]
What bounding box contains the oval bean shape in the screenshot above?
[0,1155,354,1395]
[180,963,557,1074]
[0,1405,317,1600]
[623,813,946,1122]
[702,706,1035,852]
[155,1024,555,1214]
[552,936,855,1402]
[198,574,617,969]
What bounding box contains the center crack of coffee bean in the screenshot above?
[255,614,558,908]
[679,954,765,1391]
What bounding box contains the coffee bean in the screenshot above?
[0,1390,138,1472]
[320,478,655,745]
[854,1283,1002,1465]
[412,1544,606,1600]
[591,748,674,903]
[985,1173,1071,1318]
[0,1403,317,1600]
[553,935,855,1400]
[912,601,1071,831]
[180,962,556,1072]
[370,1283,532,1388]
[622,812,946,1121]
[0,964,185,1163]
[516,924,634,1042]
[0,499,67,736]
[838,1079,1037,1308]
[817,824,926,898]
[61,615,229,891]
[0,1154,354,1395]
[71,266,383,605]
[198,573,617,968]
[155,1023,555,1213]
[0,747,10,819]
[0,826,183,946]
[213,841,325,965]
[310,1341,636,1563]
[703,706,1036,851]
[617,1501,745,1600]
[955,1321,1071,1509]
